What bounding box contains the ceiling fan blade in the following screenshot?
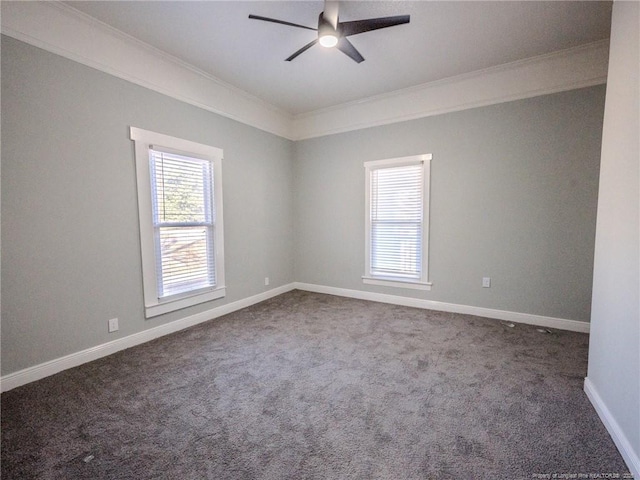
[340,15,410,37]
[286,39,319,61]
[322,0,339,29]
[248,14,317,31]
[336,37,364,63]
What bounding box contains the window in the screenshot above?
[363,154,432,290]
[130,127,225,317]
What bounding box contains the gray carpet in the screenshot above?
[1,290,631,479]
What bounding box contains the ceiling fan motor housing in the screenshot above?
[318,13,340,47]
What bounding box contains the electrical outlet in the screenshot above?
[482,277,491,288]
[264,277,270,286]
[108,318,119,333]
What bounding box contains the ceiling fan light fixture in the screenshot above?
[318,18,339,48]
[319,34,338,48]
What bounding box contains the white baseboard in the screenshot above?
[293,282,590,333]
[584,377,640,479]
[0,283,296,393]
[1,282,589,392]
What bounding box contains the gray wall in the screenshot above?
[294,86,606,321]
[587,0,639,472]
[1,36,295,375]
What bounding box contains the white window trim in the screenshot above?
[363,154,433,291]
[130,127,226,318]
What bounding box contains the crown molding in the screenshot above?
[292,39,610,140]
[0,1,295,140]
[1,1,609,142]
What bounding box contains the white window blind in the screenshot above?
[363,154,432,290]
[370,163,423,279]
[150,149,216,298]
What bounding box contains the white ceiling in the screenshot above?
[64,1,611,116]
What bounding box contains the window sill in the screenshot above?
[362,276,432,291]
[145,286,226,318]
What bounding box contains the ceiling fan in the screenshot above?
[248,1,410,63]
